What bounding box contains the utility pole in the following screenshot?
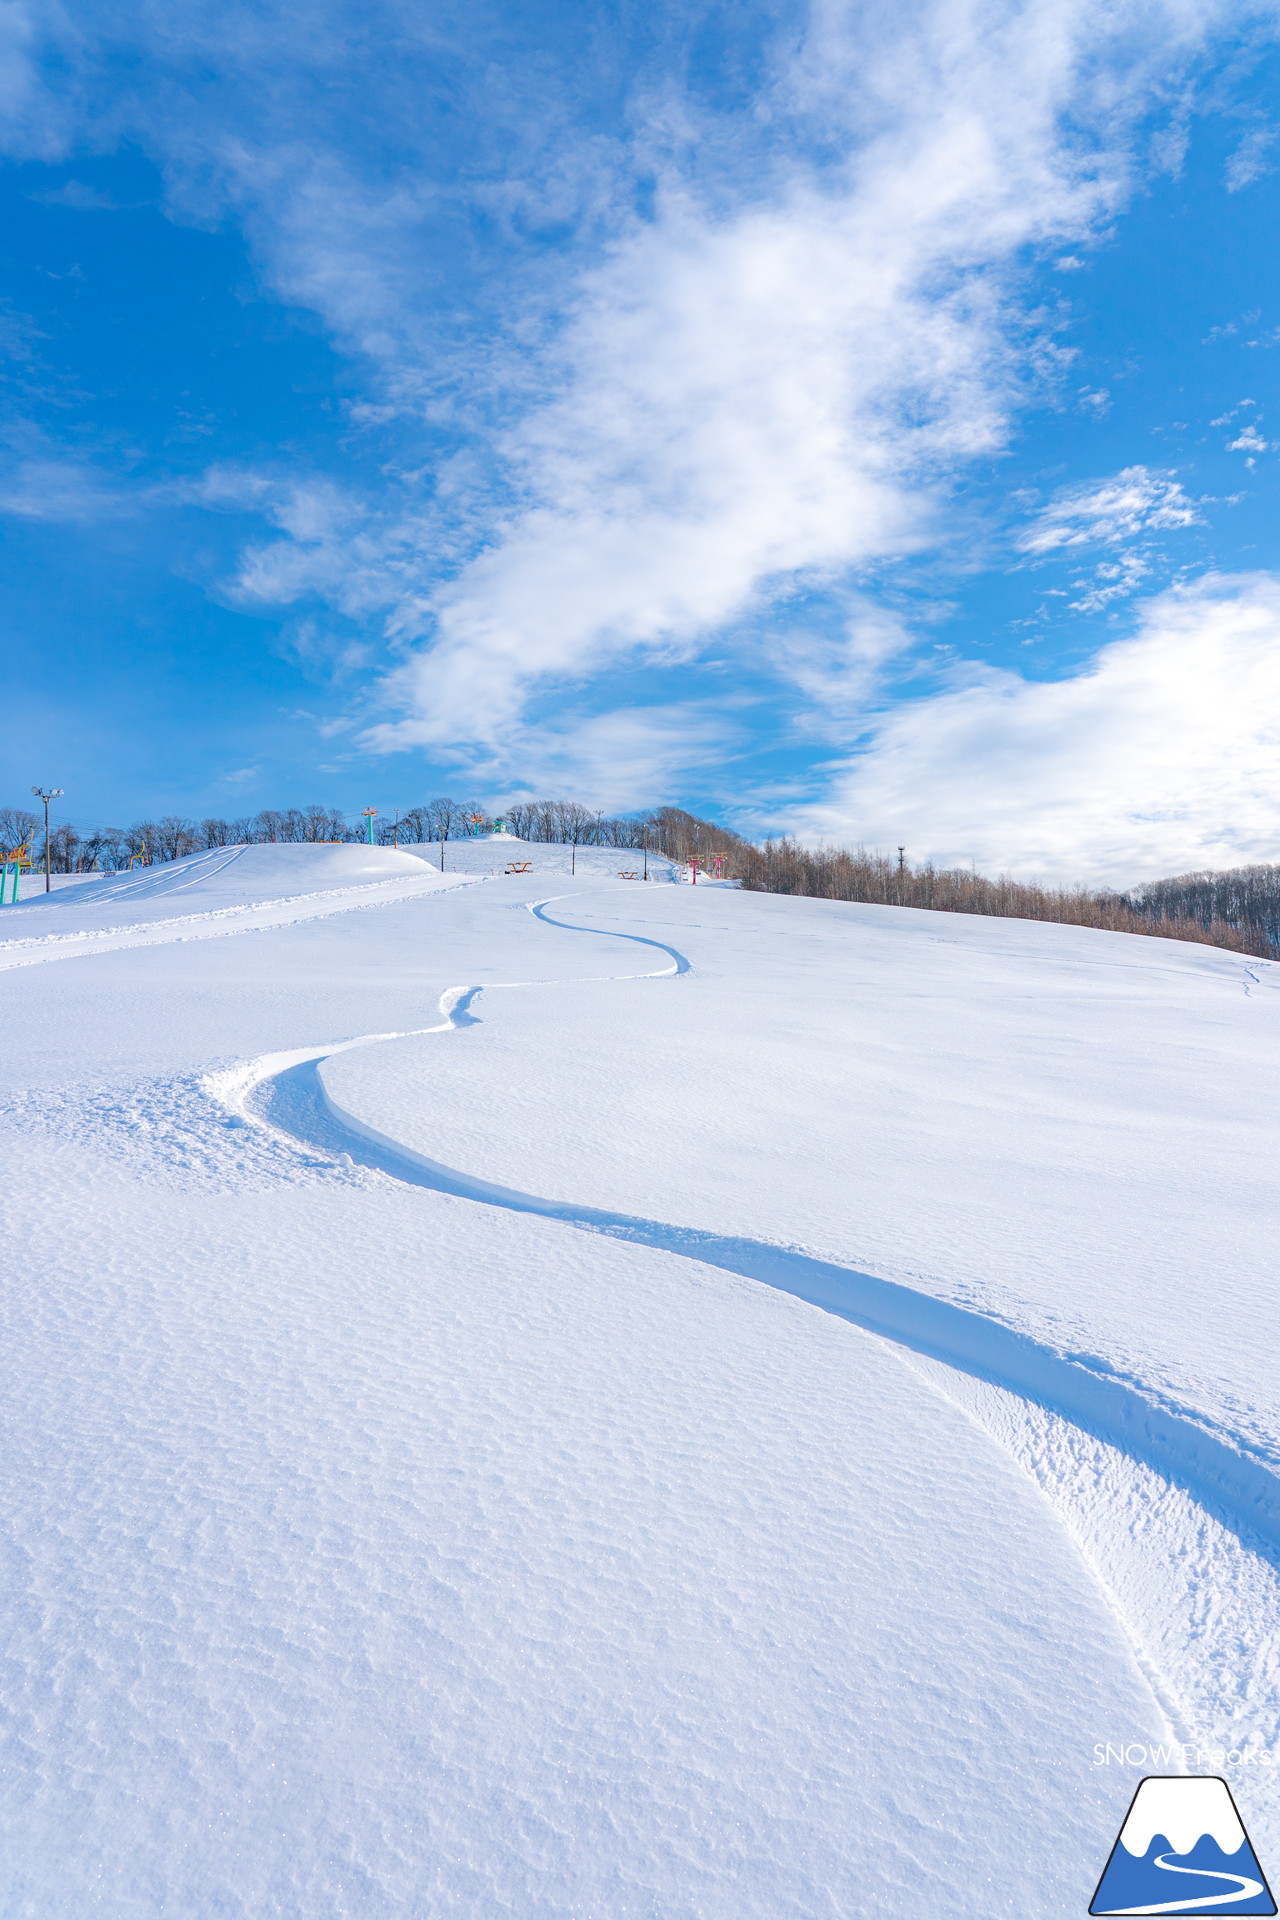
[642,834,648,881]
[31,787,64,892]
[897,845,906,907]
[362,807,377,846]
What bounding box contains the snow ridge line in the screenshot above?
[217,895,1280,1567]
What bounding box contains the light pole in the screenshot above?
[31,787,64,892]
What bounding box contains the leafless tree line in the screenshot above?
[1126,864,1280,951]
[502,801,753,863]
[0,804,357,871]
[734,839,1279,960]
[10,788,1268,962]
[1,795,754,870]
[0,796,749,872]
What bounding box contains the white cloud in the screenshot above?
[376,0,1235,752]
[38,0,1239,778]
[379,701,744,813]
[1210,398,1257,425]
[193,466,418,619]
[1068,547,1150,612]
[6,0,1270,811]
[1017,465,1199,554]
[29,179,127,210]
[0,2,67,158]
[759,598,918,725]
[0,456,131,520]
[789,574,1280,885]
[1227,424,1269,454]
[1150,113,1191,177]
[1226,124,1279,191]
[359,0,1254,760]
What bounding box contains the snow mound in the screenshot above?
[46,842,433,907]
[0,841,466,955]
[405,834,682,881]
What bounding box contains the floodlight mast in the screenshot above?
[31,787,64,892]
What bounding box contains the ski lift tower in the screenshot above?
[361,807,378,845]
[0,840,30,905]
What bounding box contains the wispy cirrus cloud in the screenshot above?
[1225,122,1279,190]
[28,178,137,209]
[485,703,746,813]
[1017,466,1200,555]
[0,455,136,520]
[1013,464,1202,613]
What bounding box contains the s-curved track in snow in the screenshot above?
[209,891,1280,1573]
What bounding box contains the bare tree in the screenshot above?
[1126,864,1280,949]
[149,816,200,861]
[298,804,348,842]
[80,826,130,870]
[0,806,39,855]
[398,808,432,844]
[46,823,82,872]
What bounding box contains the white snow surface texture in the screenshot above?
[1,840,1278,1918]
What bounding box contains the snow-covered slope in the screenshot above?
[0,841,470,966]
[401,831,683,881]
[1,858,1277,1917]
[2,839,461,920]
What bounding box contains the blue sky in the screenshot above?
[2,0,1280,880]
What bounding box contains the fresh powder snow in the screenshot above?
[1,839,1277,1917]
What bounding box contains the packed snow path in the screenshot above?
[2,844,1279,1917]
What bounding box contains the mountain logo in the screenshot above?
[1091,1776,1276,1915]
